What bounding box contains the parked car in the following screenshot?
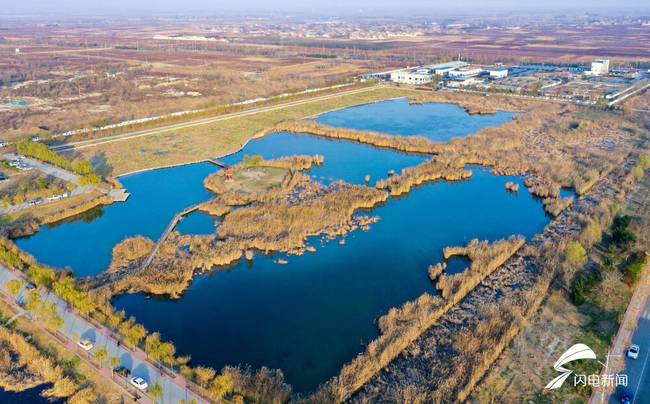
[129,376,148,390]
[113,366,131,378]
[77,339,94,351]
[620,388,634,404]
[627,344,640,359]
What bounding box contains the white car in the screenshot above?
[129,376,149,390]
[77,339,94,351]
[627,344,640,360]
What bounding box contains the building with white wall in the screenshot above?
[590,59,610,76]
[434,66,456,76]
[390,69,433,85]
[448,67,483,78]
[446,77,483,88]
[489,68,508,79]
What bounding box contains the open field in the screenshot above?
[67,86,412,175]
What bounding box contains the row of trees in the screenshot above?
[16,140,101,185]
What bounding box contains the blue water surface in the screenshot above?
[15,101,546,394]
[315,98,514,141]
[16,163,218,277]
[114,167,549,393]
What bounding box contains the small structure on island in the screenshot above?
[224,167,235,182]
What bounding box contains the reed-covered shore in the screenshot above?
[102,176,388,298]
[316,237,525,401]
[0,325,87,401]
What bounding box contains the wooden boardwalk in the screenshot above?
[88,202,203,292]
[139,204,202,272]
[206,158,229,168]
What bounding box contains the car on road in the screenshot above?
[129,376,148,390]
[113,366,131,378]
[627,344,640,359]
[77,339,94,351]
[620,388,634,404]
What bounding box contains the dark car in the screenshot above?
[113,366,131,378]
[621,388,634,404]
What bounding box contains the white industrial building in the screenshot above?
[448,67,483,78]
[434,66,456,76]
[589,59,610,76]
[446,77,483,88]
[489,68,508,79]
[390,68,433,85]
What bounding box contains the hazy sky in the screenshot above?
[5,0,649,15]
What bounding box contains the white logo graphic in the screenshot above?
[545,343,597,389]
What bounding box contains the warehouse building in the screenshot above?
[448,67,483,77]
[390,68,433,84]
[589,59,610,76]
[489,68,509,79]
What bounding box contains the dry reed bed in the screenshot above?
[543,196,575,217]
[435,236,526,299]
[0,325,80,399]
[269,93,639,208]
[375,156,472,196]
[407,90,536,115]
[4,194,112,239]
[103,179,388,298]
[318,237,524,401]
[264,120,441,154]
[346,149,642,402]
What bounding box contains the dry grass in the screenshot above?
[102,174,387,297]
[0,325,78,398]
[71,86,413,175]
[376,156,472,196]
[321,237,524,401]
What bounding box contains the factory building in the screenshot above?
[448,67,483,78]
[489,68,508,79]
[390,68,433,84]
[590,59,610,76]
[446,77,483,88]
[434,66,456,76]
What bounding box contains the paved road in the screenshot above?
[0,266,207,404]
[609,82,650,106]
[603,259,650,404]
[3,153,81,184]
[610,296,650,404]
[49,85,380,152]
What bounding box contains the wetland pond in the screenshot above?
[315,97,514,142]
[14,100,548,394]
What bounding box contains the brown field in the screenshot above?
[2,16,648,142]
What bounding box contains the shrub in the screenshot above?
[625,253,647,284]
[566,241,588,268]
[611,215,636,250]
[6,279,24,297]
